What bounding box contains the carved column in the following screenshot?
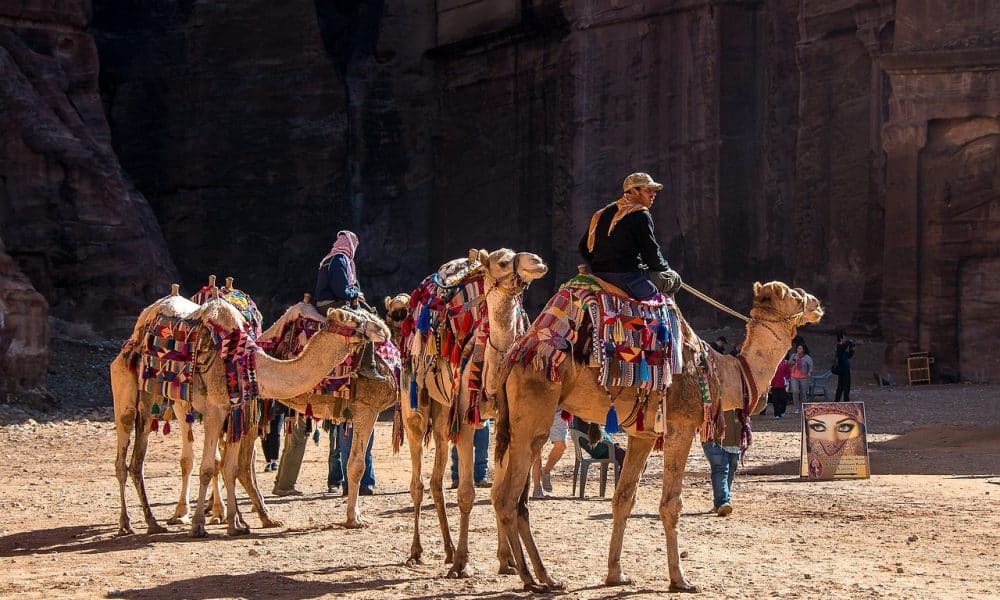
[880,122,926,375]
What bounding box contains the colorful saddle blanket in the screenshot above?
[509,274,684,393]
[400,256,528,410]
[190,285,264,338]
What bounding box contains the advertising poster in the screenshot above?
[800,402,870,480]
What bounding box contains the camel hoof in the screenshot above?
[228,526,251,536]
[498,564,517,575]
[342,519,368,530]
[166,515,190,526]
[146,523,169,535]
[190,524,208,538]
[116,527,134,537]
[668,581,700,593]
[544,579,565,591]
[447,563,472,579]
[209,515,224,525]
[260,518,283,529]
[523,582,548,593]
[406,555,423,566]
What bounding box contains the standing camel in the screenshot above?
[401,248,547,578]
[111,293,388,536]
[491,280,823,591]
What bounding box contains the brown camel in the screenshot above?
[401,248,547,578]
[491,280,823,592]
[111,292,388,536]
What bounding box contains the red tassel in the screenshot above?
[560,410,573,424]
[163,421,171,435]
[654,434,664,452]
[305,403,314,419]
[151,418,159,433]
[636,405,645,432]
[187,429,194,442]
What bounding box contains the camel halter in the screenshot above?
[680,283,749,322]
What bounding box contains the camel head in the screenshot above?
[326,307,390,344]
[750,281,824,328]
[384,293,411,325]
[476,248,548,294]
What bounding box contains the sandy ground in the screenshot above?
[0,381,998,599]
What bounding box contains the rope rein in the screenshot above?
[679,283,750,322]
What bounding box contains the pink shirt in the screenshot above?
[771,360,791,388]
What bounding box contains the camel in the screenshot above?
[111,291,388,537]
[401,248,547,578]
[491,280,823,592]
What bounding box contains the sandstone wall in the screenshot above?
[0,1,176,335]
[0,239,49,398]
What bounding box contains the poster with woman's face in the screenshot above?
[800,402,870,479]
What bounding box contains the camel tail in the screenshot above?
[494,378,511,465]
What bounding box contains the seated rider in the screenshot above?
[315,230,384,380]
[578,172,682,301]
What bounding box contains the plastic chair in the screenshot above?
[808,371,833,401]
[569,429,620,498]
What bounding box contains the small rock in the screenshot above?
[907,534,918,542]
[680,551,688,558]
[248,549,259,557]
[804,574,812,579]
[896,567,904,574]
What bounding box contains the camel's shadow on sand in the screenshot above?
[0,523,319,558]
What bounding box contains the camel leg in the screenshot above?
[448,417,476,578]
[208,448,226,525]
[404,411,428,565]
[492,433,549,592]
[659,426,699,593]
[344,407,377,529]
[112,357,138,536]
[606,434,655,585]
[167,409,194,525]
[236,434,282,528]
[492,450,517,575]
[512,433,564,591]
[128,398,168,535]
[190,406,225,537]
[428,404,456,564]
[222,433,250,536]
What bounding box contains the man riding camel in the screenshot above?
[579,172,683,301]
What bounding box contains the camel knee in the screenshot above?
[659,495,682,524]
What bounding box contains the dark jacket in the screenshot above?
[836,340,855,371]
[315,254,360,305]
[578,206,670,273]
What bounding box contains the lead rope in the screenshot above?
[679,283,750,322]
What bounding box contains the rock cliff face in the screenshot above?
[0,1,176,337]
[0,0,984,383]
[0,240,49,399]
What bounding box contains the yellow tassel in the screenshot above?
[613,319,625,344]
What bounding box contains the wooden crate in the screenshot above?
[907,352,932,385]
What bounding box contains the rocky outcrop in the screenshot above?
[0,1,176,335]
[0,239,49,400]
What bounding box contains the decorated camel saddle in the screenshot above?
[123,281,264,441]
[400,256,523,416]
[509,270,686,394]
[257,298,400,423]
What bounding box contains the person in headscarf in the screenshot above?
[579,172,682,301]
[314,230,384,380]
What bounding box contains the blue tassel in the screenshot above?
[657,322,669,344]
[605,342,615,357]
[312,428,321,445]
[605,405,620,434]
[185,411,195,424]
[639,352,650,383]
[416,303,431,333]
[409,376,419,409]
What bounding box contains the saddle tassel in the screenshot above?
[639,351,650,383]
[409,376,419,409]
[416,303,431,334]
[163,421,171,435]
[635,404,645,432]
[605,404,620,434]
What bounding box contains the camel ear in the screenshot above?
[468,248,479,262]
[775,284,787,299]
[384,296,392,311]
[753,281,762,295]
[478,249,489,265]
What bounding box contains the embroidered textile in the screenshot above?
[508,274,684,393]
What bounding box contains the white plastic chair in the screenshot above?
[569,429,620,498]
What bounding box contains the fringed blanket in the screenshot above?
[136,310,261,442]
[190,285,264,338]
[509,274,684,394]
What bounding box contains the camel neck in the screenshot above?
[485,287,519,352]
[255,328,355,398]
[738,320,796,402]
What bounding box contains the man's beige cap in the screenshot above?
[623,172,664,192]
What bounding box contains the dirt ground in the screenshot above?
[1,379,998,599]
